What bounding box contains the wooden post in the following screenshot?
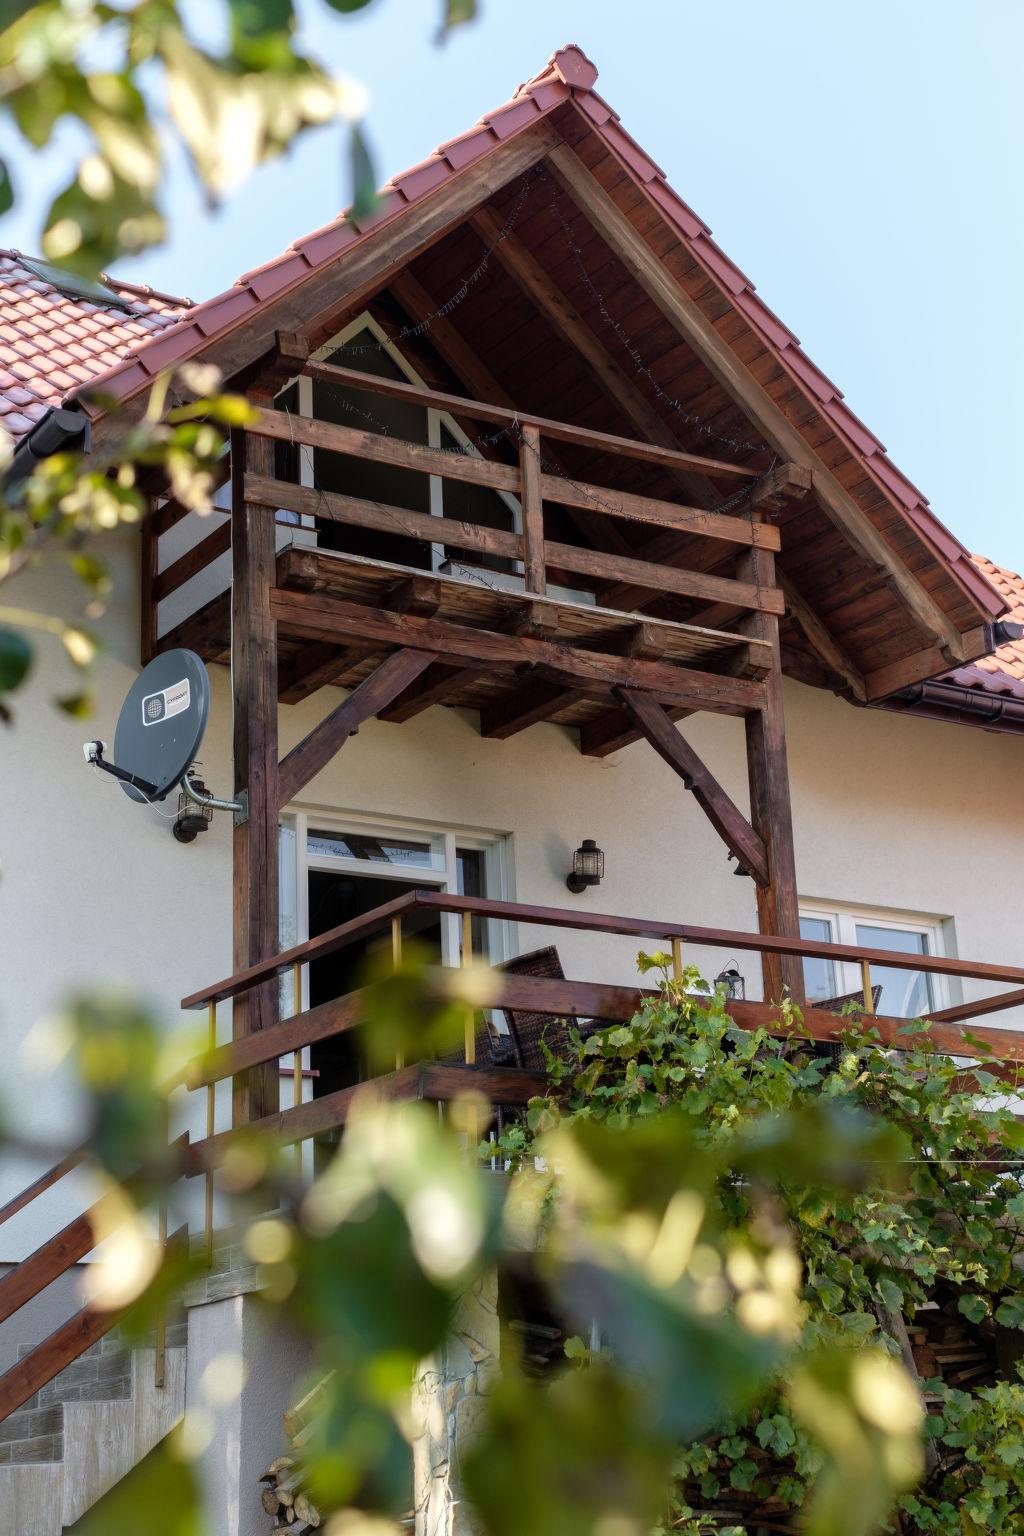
[140,502,158,665]
[737,535,806,1006]
[205,1003,216,1266]
[518,423,546,596]
[231,411,281,1126]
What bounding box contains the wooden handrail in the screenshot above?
[0,1146,83,1228]
[302,359,760,483]
[179,889,1024,1017]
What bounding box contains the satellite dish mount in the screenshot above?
[84,649,247,825]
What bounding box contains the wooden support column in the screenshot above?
[737,534,805,1006]
[231,413,281,1126]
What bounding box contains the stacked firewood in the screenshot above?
[258,1456,321,1529]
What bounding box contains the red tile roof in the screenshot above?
[0,251,190,441]
[0,44,1017,705]
[949,557,1024,700]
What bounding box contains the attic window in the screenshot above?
[18,256,135,311]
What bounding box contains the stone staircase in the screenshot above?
[0,1329,186,1534]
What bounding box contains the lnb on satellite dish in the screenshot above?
[84,649,210,802]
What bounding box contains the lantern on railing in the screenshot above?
[714,960,745,1001]
[566,838,605,894]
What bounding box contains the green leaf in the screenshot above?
[440,0,478,32]
[349,120,377,221]
[958,1293,990,1324]
[323,0,377,10]
[995,1293,1024,1330]
[0,157,13,215]
[0,627,31,692]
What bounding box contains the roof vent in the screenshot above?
[18,255,135,312]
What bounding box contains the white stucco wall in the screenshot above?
[2,534,1023,1260]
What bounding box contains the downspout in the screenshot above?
[5,405,90,485]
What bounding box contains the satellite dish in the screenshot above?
[105,649,210,802]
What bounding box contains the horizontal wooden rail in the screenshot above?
[184,1062,549,1173]
[302,359,760,482]
[250,473,783,615]
[928,987,1024,1026]
[247,411,777,556]
[181,890,1024,1014]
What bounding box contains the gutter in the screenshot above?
[6,405,90,485]
[871,621,1024,736]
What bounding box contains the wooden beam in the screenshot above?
[268,588,767,717]
[519,422,545,594]
[469,204,714,505]
[617,688,769,885]
[377,661,485,723]
[153,518,230,603]
[230,415,280,1126]
[306,354,759,482]
[863,628,992,701]
[480,677,587,739]
[737,538,805,1004]
[546,142,970,663]
[0,1298,127,1421]
[140,504,158,664]
[278,647,436,806]
[249,473,782,615]
[580,701,693,758]
[779,571,866,701]
[278,642,377,705]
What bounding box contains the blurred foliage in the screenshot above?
[20,951,1017,1535]
[0,0,477,278]
[0,364,253,721]
[492,954,1024,1534]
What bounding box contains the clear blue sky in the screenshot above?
[4,0,1023,571]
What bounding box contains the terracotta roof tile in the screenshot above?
[0,250,189,439]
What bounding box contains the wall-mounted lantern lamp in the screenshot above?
[566,838,605,895]
[173,770,213,844]
[714,960,745,1001]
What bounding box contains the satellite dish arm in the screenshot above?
[85,741,160,798]
[181,767,245,817]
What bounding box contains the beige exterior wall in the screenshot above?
[2,534,1023,1257]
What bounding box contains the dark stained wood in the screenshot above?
[278,642,378,705]
[0,1193,109,1326]
[306,356,758,481]
[863,630,992,701]
[378,661,485,723]
[0,1299,126,1420]
[230,415,280,1126]
[738,537,805,1003]
[0,1148,82,1229]
[181,889,1024,1017]
[278,647,436,806]
[153,519,230,602]
[267,588,767,716]
[481,677,587,739]
[545,142,972,664]
[541,533,784,615]
[617,688,770,886]
[580,701,693,758]
[779,570,866,701]
[926,987,1024,1027]
[519,422,546,595]
[140,505,158,664]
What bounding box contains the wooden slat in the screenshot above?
[617,688,770,885]
[926,987,1024,1027]
[538,471,781,549]
[153,519,230,602]
[519,423,545,595]
[546,142,973,664]
[0,1300,126,1421]
[268,588,767,716]
[0,1191,113,1326]
[542,535,784,615]
[0,1148,82,1229]
[278,647,436,806]
[305,357,758,481]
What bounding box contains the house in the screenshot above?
[2,42,1024,1534]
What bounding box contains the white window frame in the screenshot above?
[798,898,954,1016]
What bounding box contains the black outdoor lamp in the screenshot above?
[566,838,605,895]
[714,960,745,1001]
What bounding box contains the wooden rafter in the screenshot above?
[779,571,866,701]
[546,142,970,664]
[278,642,378,705]
[377,661,485,723]
[278,647,436,807]
[468,204,716,506]
[617,688,769,886]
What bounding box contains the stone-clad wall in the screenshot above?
[413,1270,500,1536]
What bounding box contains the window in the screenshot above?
[799,903,950,1017]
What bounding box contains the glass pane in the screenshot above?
[855,924,933,1018]
[800,915,838,1003]
[307,829,442,870]
[440,424,516,575]
[457,847,488,960]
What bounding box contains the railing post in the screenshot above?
[671,937,684,984]
[293,962,303,1170]
[861,959,875,1015]
[204,1002,216,1267]
[393,916,405,1071]
[460,909,479,1151]
[519,423,546,596]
